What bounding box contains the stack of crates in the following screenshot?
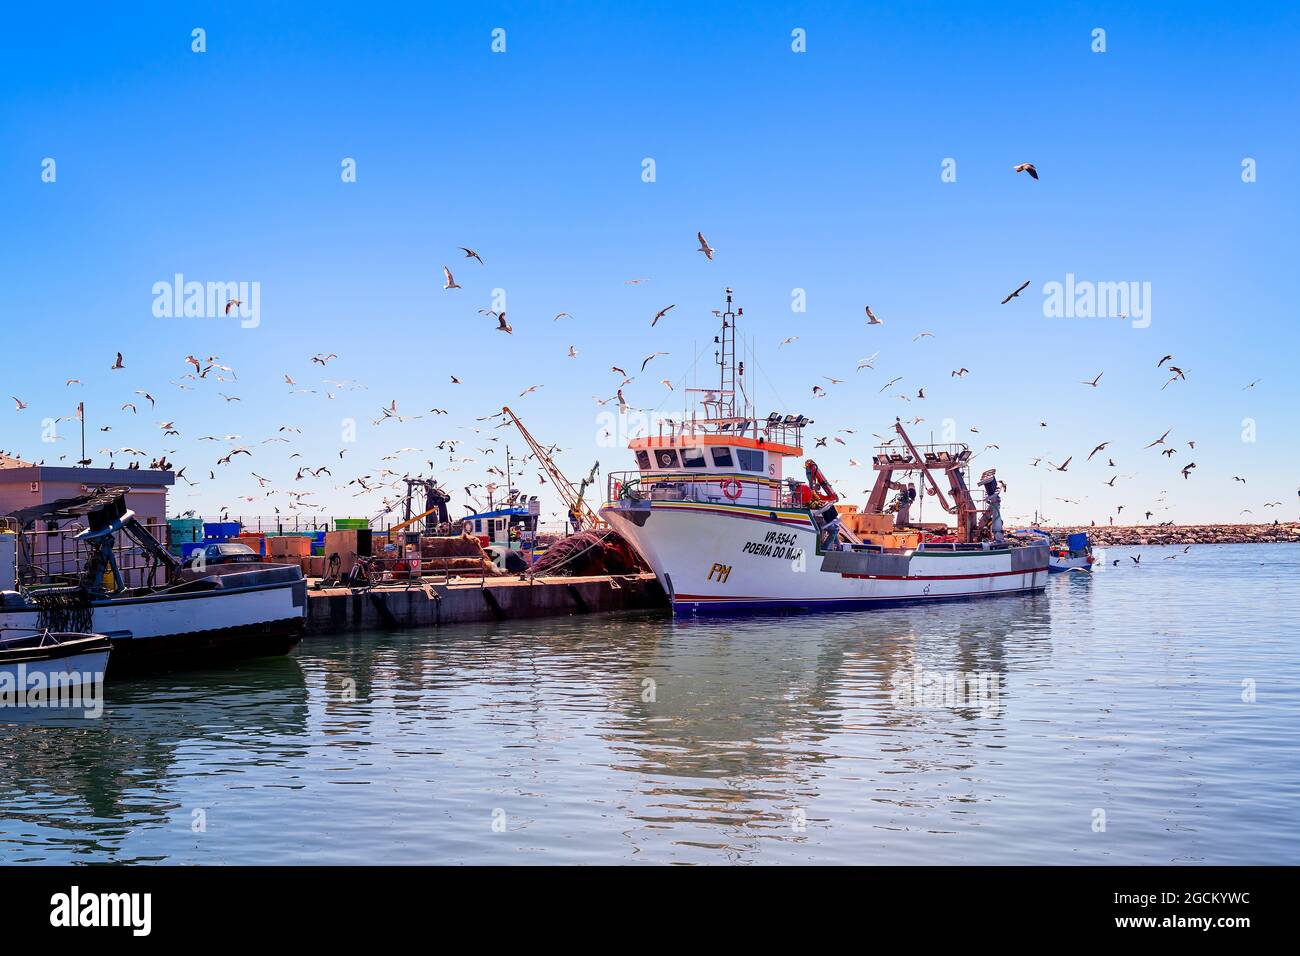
[235,531,266,556]
[203,521,241,541]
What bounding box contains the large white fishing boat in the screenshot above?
[600,290,1049,615]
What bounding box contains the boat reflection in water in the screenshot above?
[0,656,307,863]
[600,592,1052,861]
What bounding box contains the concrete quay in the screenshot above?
[303,573,666,635]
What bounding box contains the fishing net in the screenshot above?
[31,588,94,634]
[529,530,648,577]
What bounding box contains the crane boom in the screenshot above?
[388,505,442,536]
[501,406,602,531]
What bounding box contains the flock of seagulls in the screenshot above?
[6,163,1290,531]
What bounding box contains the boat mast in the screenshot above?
[716,287,736,420]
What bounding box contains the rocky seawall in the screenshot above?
[1043,523,1300,547]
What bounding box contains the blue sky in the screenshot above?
[2,1,1297,526]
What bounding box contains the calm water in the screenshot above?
[2,543,1297,865]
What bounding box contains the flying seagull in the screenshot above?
[1001,281,1031,305]
[696,231,714,260]
[651,304,676,327]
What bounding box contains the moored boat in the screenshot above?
[461,500,543,571]
[599,290,1049,615]
[0,629,112,695]
[1,488,306,675]
[1050,531,1095,573]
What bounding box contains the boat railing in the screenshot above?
[917,540,997,552]
[606,472,803,510]
[657,414,808,450]
[15,520,173,592]
[872,441,972,471]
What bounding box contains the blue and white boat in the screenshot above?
[1019,529,1094,573]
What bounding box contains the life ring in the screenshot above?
[720,478,743,500]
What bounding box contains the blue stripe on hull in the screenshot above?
[673,586,1045,616]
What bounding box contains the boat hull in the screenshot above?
[601,500,1048,615]
[0,633,112,694]
[0,569,306,675]
[1047,558,1092,573]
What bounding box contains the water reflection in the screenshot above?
[598,594,1053,860]
[0,659,307,863]
[2,551,1296,864]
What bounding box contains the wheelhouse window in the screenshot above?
[681,447,707,468]
[710,446,734,468]
[654,449,680,469]
[635,450,652,469]
[736,448,765,473]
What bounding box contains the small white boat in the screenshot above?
[1017,529,1095,573]
[0,629,111,696]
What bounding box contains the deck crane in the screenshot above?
[501,406,603,531]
